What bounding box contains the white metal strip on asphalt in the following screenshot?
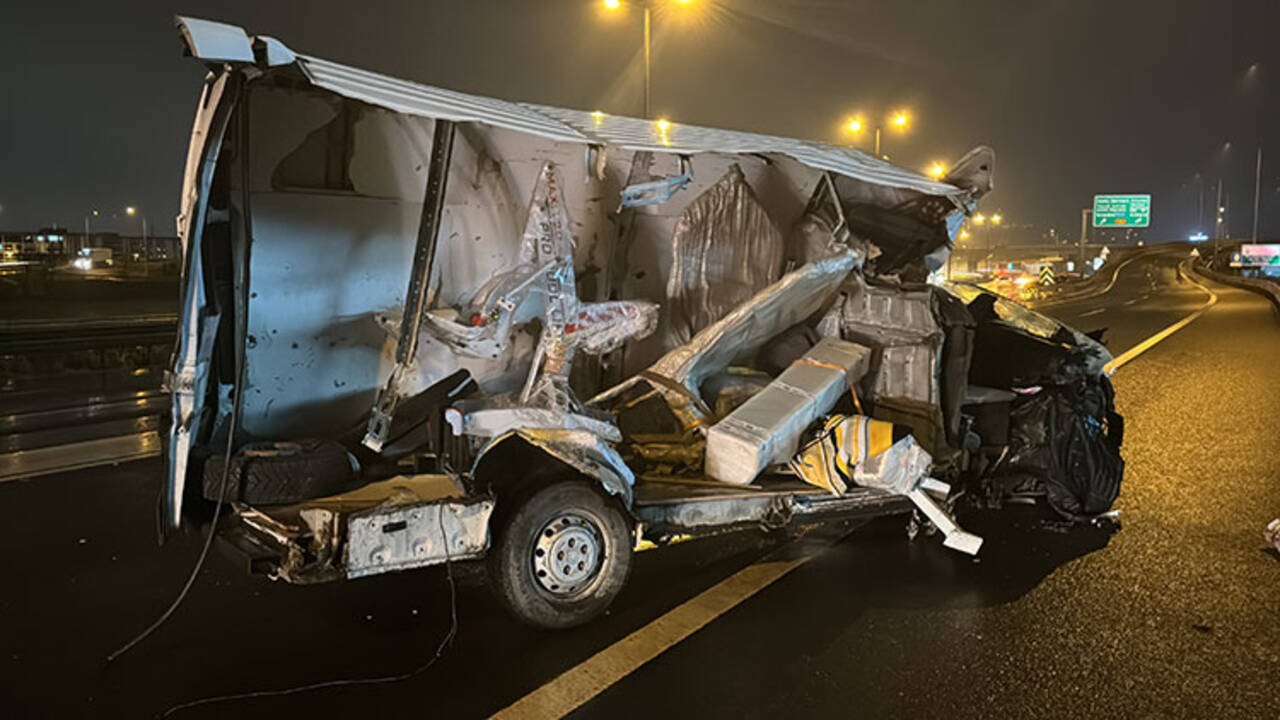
[492,526,850,719]
[1104,261,1218,375]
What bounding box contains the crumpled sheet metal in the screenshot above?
[476,428,635,505]
[457,406,622,443]
[665,164,785,346]
[345,498,493,579]
[643,251,857,429]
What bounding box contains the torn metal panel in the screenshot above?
[620,156,693,207]
[634,485,911,535]
[635,494,793,531]
[665,164,785,346]
[454,407,622,443]
[175,16,254,64]
[346,497,493,579]
[786,172,859,268]
[942,146,996,199]
[908,486,983,555]
[165,71,239,531]
[474,429,635,505]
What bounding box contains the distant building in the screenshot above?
[0,228,179,264]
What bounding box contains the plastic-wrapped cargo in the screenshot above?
[665,164,785,347]
[705,337,871,485]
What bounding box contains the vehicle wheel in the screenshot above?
[488,481,632,629]
[202,439,357,505]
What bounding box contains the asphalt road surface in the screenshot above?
[3,247,1278,719]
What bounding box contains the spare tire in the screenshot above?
[202,439,357,505]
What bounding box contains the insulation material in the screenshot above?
[705,338,871,485]
[568,301,660,355]
[840,280,942,406]
[633,252,857,430]
[790,414,896,494]
[665,164,785,346]
[875,344,940,405]
[852,434,932,494]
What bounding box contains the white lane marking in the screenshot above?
[1077,308,1107,318]
[492,529,846,719]
[1105,261,1217,374]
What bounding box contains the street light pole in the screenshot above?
[1252,146,1262,243]
[643,5,651,119]
[1079,207,1092,275]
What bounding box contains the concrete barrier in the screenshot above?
[1189,262,1280,314]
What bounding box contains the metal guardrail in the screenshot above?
[0,314,178,352]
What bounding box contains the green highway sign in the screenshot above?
[1093,194,1151,227]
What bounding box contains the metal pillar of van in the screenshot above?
[363,119,457,452]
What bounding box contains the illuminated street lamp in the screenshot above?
[844,109,912,158]
[927,161,947,179]
[125,206,150,271]
[602,0,698,118]
[82,208,101,253]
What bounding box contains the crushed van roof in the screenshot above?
[177,16,965,199]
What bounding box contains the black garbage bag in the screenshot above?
[1004,376,1124,519]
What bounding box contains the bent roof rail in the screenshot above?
[174,15,966,200]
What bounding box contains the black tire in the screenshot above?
[488,481,632,629]
[202,439,356,505]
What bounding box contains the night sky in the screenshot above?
[1,0,1277,240]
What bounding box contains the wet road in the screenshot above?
[3,248,1279,718]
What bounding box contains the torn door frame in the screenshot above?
[164,70,242,531]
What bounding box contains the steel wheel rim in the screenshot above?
[532,511,606,597]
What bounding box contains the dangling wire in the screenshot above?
[160,504,458,717]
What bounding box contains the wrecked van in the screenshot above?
[165,17,1124,628]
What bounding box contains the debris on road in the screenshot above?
[1265,519,1280,553]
